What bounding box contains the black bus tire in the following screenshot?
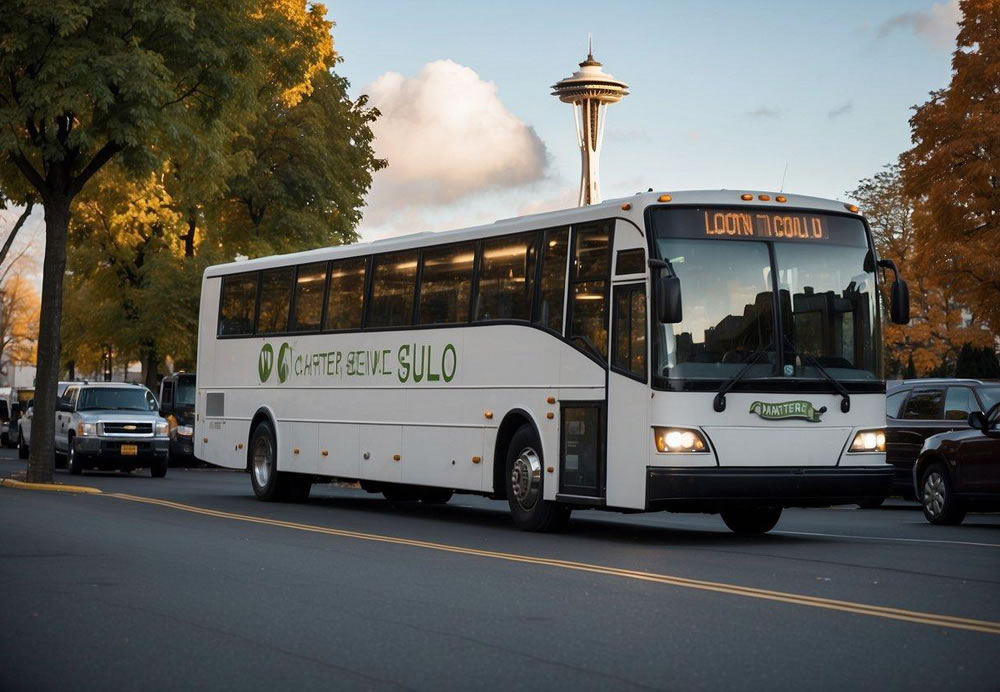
[505,424,570,532]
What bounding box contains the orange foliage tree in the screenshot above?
[850,164,992,377]
[902,0,1000,341]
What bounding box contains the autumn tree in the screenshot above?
[850,164,993,376]
[902,0,1000,337]
[58,11,383,394]
[0,266,40,379]
[0,1,333,483]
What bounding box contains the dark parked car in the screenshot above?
[158,372,197,464]
[913,403,1000,525]
[885,379,1000,499]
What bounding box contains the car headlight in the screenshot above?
[76,422,97,436]
[176,425,194,437]
[654,427,710,453]
[155,421,170,437]
[849,429,886,453]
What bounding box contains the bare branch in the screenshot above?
[0,199,35,269]
[69,140,123,197]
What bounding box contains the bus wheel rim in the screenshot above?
[511,447,541,511]
[253,437,273,488]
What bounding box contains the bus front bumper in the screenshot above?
[645,466,893,511]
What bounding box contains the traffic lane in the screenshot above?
[3,454,999,621]
[0,488,996,692]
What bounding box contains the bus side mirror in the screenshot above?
[878,258,910,325]
[656,276,683,324]
[890,279,910,325]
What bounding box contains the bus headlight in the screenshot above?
[849,429,886,453]
[77,422,97,436]
[654,427,709,453]
[155,421,170,437]
[176,425,193,437]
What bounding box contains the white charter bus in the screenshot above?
[195,190,909,534]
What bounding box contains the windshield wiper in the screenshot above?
[713,348,771,413]
[782,335,851,413]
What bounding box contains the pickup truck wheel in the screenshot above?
[17,430,28,459]
[150,456,168,478]
[67,436,83,475]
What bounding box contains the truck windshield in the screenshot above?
[650,207,880,387]
[175,378,196,407]
[78,388,157,412]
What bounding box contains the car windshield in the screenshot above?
[650,207,880,384]
[175,378,196,407]
[78,387,157,412]
[979,387,1000,410]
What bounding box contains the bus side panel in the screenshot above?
[318,423,360,479]
[402,426,484,490]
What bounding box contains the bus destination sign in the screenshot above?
[703,209,825,240]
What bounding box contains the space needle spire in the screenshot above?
[551,40,629,205]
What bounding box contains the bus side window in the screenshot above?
[567,223,612,359]
[257,267,295,334]
[218,272,258,336]
[290,261,329,332]
[326,257,367,331]
[418,242,475,325]
[534,228,569,333]
[369,250,419,328]
[612,284,647,379]
[475,232,537,322]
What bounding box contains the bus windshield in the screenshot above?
[650,207,880,385]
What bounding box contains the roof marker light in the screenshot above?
[741,193,753,201]
[775,195,787,203]
[845,203,860,213]
[658,194,672,203]
[621,203,632,211]
[758,194,771,201]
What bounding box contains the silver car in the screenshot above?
[54,382,171,477]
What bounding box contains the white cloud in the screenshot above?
[876,0,961,47]
[361,60,548,231]
[747,106,779,119]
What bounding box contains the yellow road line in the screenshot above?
[1,478,102,494]
[106,492,1000,636]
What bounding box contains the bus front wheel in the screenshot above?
[720,506,782,535]
[249,421,311,502]
[505,425,570,532]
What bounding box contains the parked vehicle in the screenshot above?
[914,403,1000,525]
[884,379,1000,499]
[158,372,197,463]
[17,382,72,460]
[54,382,170,477]
[0,386,17,447]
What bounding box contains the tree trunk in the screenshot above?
[26,197,71,483]
[142,346,158,392]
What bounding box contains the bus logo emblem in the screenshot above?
[749,400,826,423]
[258,344,274,383]
[277,343,291,384]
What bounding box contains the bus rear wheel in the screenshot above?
[249,421,311,502]
[720,506,782,535]
[505,425,570,532]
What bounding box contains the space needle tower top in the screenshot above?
[551,40,629,205]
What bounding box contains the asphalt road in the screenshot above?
[1,450,998,691]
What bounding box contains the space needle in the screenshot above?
[551,41,629,206]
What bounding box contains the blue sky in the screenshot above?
[326,0,960,240]
[0,0,962,256]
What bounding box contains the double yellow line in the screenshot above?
[108,492,1000,636]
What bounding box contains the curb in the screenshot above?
[0,478,102,494]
